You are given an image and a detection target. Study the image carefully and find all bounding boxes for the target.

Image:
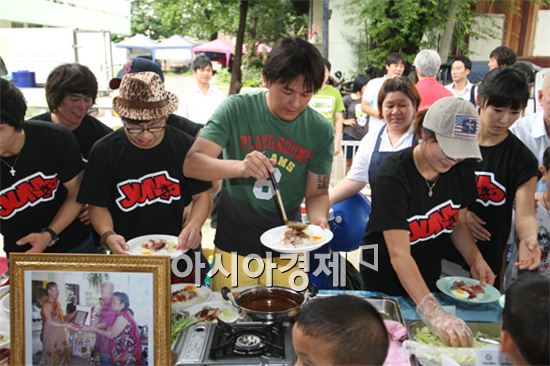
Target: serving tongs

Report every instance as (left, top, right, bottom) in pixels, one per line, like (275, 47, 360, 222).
(264, 155, 307, 231)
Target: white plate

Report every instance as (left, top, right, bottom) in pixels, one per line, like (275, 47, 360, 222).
(170, 283, 212, 313)
(127, 234, 185, 258)
(186, 300, 240, 323)
(0, 286, 8, 313)
(436, 276, 501, 304)
(260, 225, 333, 254)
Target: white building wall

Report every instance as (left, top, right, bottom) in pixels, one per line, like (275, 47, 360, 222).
(534, 10, 550, 56)
(309, 0, 362, 77)
(0, 0, 131, 35)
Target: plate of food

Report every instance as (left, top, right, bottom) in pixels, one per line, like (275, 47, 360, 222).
(171, 283, 212, 313)
(127, 234, 184, 258)
(0, 286, 8, 313)
(436, 276, 501, 304)
(186, 300, 240, 323)
(260, 224, 333, 254)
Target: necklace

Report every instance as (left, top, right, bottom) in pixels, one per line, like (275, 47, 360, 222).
(0, 154, 21, 176)
(425, 175, 440, 197)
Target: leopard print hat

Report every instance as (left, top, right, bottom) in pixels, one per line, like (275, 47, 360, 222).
(112, 71, 178, 120)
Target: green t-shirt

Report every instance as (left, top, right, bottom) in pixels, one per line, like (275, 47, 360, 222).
(308, 85, 345, 125)
(200, 91, 334, 255)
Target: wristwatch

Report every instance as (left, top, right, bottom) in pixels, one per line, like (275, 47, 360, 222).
(41, 227, 59, 247)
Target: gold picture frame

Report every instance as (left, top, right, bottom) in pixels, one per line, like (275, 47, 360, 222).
(9, 253, 171, 365)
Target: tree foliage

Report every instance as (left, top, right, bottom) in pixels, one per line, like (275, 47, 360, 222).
(130, 0, 305, 42)
(338, 0, 496, 72)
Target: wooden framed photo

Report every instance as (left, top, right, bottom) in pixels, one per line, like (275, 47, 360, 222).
(9, 253, 171, 365)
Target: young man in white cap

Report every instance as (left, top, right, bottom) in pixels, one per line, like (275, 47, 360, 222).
(361, 97, 495, 347)
(78, 72, 212, 282)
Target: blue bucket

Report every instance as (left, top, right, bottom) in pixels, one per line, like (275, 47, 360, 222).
(12, 71, 36, 87)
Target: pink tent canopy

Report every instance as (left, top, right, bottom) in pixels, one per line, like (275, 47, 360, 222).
(192, 38, 238, 67)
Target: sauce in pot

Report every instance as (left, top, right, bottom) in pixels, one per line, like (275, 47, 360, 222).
(237, 289, 302, 312)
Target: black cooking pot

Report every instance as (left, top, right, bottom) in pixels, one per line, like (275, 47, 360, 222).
(221, 285, 317, 321)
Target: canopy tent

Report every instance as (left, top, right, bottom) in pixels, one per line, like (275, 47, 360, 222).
(155, 35, 194, 61)
(116, 34, 194, 62)
(192, 38, 237, 68)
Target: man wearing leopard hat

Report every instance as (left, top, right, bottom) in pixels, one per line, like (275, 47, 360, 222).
(78, 71, 212, 282)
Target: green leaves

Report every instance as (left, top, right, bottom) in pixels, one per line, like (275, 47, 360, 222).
(339, 0, 489, 72)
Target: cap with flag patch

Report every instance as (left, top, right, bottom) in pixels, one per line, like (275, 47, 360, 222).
(423, 97, 482, 161)
(109, 58, 164, 90)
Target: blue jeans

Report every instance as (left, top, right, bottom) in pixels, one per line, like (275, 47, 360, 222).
(66, 234, 106, 254)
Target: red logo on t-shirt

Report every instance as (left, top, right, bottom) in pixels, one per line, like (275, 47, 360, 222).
(475, 172, 506, 207)
(116, 171, 181, 212)
(0, 172, 60, 219)
(408, 200, 460, 245)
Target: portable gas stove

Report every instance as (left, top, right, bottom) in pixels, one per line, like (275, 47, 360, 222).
(173, 320, 295, 365)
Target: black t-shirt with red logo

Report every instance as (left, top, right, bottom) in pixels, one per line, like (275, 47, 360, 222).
(0, 121, 87, 254)
(361, 147, 477, 296)
(30, 112, 112, 161)
(467, 133, 537, 278)
(77, 126, 211, 240)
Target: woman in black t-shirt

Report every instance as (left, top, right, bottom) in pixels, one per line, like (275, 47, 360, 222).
(465, 68, 540, 283)
(362, 97, 495, 347)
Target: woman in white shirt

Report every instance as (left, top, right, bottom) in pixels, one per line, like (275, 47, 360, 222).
(331, 77, 420, 204)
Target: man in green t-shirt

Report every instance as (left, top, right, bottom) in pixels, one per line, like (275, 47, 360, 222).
(184, 37, 334, 290)
(308, 58, 345, 156)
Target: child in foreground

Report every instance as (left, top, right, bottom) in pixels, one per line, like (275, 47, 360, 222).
(292, 294, 389, 366)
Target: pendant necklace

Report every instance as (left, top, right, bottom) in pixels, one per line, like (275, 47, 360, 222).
(0, 153, 21, 177)
(425, 175, 440, 197)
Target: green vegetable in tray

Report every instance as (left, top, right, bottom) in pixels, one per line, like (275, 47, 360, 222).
(414, 326, 498, 347)
(171, 313, 196, 342)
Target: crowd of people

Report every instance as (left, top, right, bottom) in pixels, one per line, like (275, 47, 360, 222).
(1, 37, 549, 364)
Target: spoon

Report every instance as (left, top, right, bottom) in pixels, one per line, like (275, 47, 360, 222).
(263, 157, 308, 231)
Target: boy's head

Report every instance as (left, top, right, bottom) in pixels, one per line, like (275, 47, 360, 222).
(261, 37, 325, 121)
(477, 67, 529, 111)
(261, 37, 325, 93)
(501, 273, 550, 366)
(109, 58, 164, 90)
(488, 46, 516, 70)
(192, 54, 214, 86)
(385, 52, 406, 78)
(0, 79, 26, 131)
(353, 75, 370, 94)
(45, 63, 98, 112)
(292, 295, 389, 366)
(450, 55, 472, 83)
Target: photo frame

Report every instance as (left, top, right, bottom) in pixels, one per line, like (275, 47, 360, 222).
(73, 305, 93, 326)
(9, 253, 171, 365)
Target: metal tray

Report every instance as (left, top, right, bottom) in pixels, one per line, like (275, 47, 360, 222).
(316, 294, 406, 327)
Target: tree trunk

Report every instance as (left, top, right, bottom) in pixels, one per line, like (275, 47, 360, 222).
(229, 0, 249, 95)
(438, 0, 461, 63)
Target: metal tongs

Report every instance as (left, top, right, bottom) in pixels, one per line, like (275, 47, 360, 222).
(263, 153, 307, 231)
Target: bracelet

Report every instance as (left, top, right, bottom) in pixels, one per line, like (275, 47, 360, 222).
(100, 230, 116, 246)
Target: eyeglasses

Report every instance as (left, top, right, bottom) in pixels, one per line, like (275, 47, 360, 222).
(123, 120, 166, 135)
